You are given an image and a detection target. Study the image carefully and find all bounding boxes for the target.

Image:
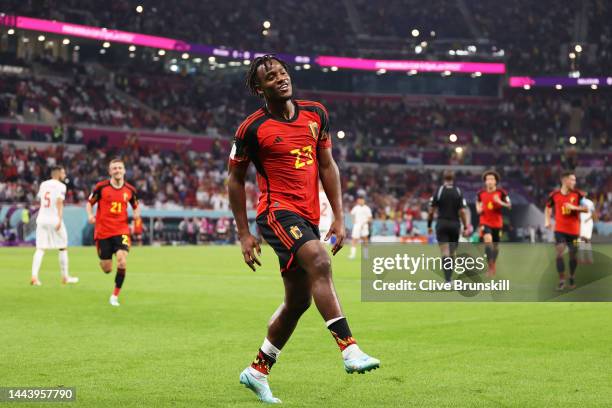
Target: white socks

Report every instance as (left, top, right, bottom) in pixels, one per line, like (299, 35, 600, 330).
(342, 343, 364, 360)
(349, 246, 357, 257)
(325, 316, 345, 327)
(32, 249, 45, 279)
(59, 250, 69, 278)
(32, 249, 70, 280)
(261, 338, 281, 361)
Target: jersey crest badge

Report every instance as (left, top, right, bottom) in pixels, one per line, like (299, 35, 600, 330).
(308, 121, 319, 140)
(290, 225, 303, 240)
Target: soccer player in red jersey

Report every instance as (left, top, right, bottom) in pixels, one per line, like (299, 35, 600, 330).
(86, 158, 140, 307)
(476, 170, 511, 276)
(545, 171, 587, 290)
(228, 55, 379, 403)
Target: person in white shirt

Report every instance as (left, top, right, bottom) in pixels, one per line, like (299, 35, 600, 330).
(349, 196, 373, 259)
(31, 166, 79, 286)
(579, 193, 596, 263)
(319, 183, 333, 244)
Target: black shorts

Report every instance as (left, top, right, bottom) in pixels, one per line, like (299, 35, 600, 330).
(435, 219, 460, 243)
(481, 225, 501, 243)
(256, 210, 320, 273)
(96, 234, 130, 260)
(555, 232, 578, 249)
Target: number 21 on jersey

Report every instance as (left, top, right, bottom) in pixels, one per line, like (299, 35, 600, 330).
(110, 202, 122, 213)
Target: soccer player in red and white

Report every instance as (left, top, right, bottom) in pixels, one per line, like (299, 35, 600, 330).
(86, 158, 140, 306)
(228, 55, 379, 404)
(31, 165, 79, 286)
(476, 170, 511, 276)
(545, 171, 587, 290)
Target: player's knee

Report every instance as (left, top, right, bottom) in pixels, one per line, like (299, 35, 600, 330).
(311, 252, 332, 277)
(117, 259, 127, 269)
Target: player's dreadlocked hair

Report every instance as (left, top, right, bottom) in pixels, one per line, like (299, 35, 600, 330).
(246, 54, 289, 97)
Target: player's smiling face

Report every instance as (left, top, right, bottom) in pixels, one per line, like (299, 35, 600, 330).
(109, 162, 126, 181)
(256, 60, 292, 101)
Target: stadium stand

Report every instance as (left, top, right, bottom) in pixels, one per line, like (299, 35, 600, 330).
(3, 0, 612, 73)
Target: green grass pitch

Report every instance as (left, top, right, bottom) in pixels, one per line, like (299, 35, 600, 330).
(1, 245, 612, 407)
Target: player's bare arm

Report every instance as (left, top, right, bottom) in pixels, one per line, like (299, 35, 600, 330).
(318, 147, 345, 255)
(460, 208, 470, 237)
(55, 197, 64, 231)
(427, 206, 435, 235)
(476, 200, 483, 214)
(132, 202, 141, 220)
(563, 202, 588, 213)
(544, 206, 553, 230)
(86, 201, 96, 224)
(228, 162, 261, 271)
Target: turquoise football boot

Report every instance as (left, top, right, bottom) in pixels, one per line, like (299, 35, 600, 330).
(344, 354, 380, 374)
(239, 367, 282, 404)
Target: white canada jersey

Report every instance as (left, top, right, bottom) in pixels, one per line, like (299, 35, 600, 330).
(351, 204, 372, 226)
(36, 179, 66, 226)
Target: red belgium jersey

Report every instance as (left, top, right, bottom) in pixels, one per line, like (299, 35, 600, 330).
(229, 100, 332, 225)
(88, 180, 139, 240)
(477, 188, 509, 229)
(547, 189, 584, 235)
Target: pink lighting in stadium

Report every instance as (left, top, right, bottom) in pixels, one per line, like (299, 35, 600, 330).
(508, 77, 535, 87)
(316, 56, 506, 74)
(15, 16, 189, 51)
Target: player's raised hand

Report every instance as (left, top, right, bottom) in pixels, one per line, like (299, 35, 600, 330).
(326, 219, 345, 256)
(240, 234, 262, 271)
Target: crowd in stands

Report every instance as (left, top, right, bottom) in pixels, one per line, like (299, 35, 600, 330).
(0, 141, 241, 211)
(353, 0, 468, 40)
(1, 141, 610, 227)
(112, 71, 247, 135)
(4, 0, 352, 56)
(470, 0, 578, 74)
(0, 70, 162, 129)
(5, 0, 612, 74)
(3, 68, 610, 159)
